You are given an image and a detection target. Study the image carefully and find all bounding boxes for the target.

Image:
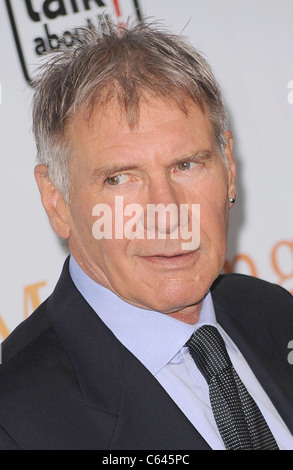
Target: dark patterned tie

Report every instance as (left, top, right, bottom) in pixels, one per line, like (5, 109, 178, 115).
(186, 325, 279, 450)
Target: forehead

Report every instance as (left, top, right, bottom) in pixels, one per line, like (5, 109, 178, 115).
(68, 96, 214, 160)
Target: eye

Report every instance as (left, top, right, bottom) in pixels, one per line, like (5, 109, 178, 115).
(176, 161, 198, 171)
(106, 174, 129, 186)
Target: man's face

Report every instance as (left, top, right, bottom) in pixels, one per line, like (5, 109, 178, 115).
(47, 97, 236, 321)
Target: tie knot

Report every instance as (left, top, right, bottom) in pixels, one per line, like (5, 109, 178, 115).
(186, 325, 232, 383)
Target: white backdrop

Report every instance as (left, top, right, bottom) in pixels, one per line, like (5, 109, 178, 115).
(1, 0, 293, 340)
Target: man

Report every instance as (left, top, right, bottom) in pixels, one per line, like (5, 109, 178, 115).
(1, 21, 293, 450)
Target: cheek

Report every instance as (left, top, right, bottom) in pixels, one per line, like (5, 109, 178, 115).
(68, 191, 102, 255)
(201, 206, 229, 244)
(197, 179, 230, 243)
(90, 238, 137, 290)
(71, 202, 93, 237)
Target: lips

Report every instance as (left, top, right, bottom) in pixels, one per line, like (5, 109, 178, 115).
(142, 250, 196, 258)
(140, 250, 199, 268)
(146, 251, 194, 258)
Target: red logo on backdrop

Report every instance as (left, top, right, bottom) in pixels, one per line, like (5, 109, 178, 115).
(5, 0, 143, 84)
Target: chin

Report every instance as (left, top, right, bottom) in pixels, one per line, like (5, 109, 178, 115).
(149, 288, 206, 314)
(155, 269, 220, 311)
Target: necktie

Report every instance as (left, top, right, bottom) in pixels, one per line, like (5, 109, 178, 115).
(186, 325, 279, 450)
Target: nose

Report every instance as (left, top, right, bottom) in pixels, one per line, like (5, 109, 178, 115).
(143, 177, 184, 236)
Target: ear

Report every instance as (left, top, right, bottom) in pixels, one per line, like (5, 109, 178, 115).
(223, 131, 237, 206)
(34, 164, 71, 239)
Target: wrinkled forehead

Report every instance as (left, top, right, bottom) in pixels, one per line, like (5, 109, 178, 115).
(65, 94, 216, 169)
(69, 90, 211, 136)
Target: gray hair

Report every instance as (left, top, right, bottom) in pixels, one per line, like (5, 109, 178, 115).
(32, 20, 229, 203)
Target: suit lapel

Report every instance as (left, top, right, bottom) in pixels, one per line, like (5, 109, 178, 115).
(47, 262, 124, 415)
(109, 347, 211, 450)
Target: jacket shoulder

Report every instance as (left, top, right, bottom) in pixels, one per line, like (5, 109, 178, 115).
(2, 300, 52, 364)
(211, 273, 293, 337)
(0, 298, 73, 386)
(212, 273, 293, 305)
(0, 300, 83, 449)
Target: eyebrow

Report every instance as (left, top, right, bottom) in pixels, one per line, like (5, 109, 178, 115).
(92, 150, 213, 182)
(171, 150, 213, 166)
(92, 163, 143, 182)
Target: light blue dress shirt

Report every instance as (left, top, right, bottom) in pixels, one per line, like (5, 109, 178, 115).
(69, 256, 293, 450)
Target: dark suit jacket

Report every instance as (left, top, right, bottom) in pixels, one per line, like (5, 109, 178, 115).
(0, 259, 293, 450)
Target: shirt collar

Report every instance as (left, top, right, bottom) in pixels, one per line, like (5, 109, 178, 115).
(69, 255, 219, 375)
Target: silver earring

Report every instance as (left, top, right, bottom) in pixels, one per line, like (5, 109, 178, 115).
(229, 198, 235, 204)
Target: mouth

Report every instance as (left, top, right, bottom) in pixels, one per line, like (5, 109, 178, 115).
(140, 250, 199, 268)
